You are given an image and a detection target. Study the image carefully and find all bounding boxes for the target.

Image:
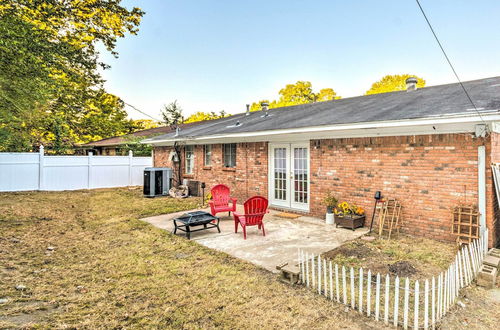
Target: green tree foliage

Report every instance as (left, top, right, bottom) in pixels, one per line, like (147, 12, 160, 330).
(365, 74, 426, 95)
(184, 110, 227, 123)
(250, 81, 340, 111)
(0, 1, 144, 152)
(160, 101, 184, 126)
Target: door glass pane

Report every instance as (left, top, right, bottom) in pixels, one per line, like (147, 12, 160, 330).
(274, 148, 287, 200)
(293, 147, 308, 203)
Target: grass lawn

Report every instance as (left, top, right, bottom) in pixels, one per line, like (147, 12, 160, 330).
(1, 188, 383, 329)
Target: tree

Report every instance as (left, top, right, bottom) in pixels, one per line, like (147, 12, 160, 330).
(365, 74, 426, 95)
(0, 1, 144, 152)
(130, 119, 161, 131)
(184, 110, 228, 123)
(317, 88, 339, 102)
(161, 101, 184, 126)
(250, 81, 340, 111)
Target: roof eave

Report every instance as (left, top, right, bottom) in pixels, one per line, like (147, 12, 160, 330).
(145, 113, 500, 146)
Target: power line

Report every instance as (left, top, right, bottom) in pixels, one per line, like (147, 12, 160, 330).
(414, 0, 487, 130)
(124, 102, 163, 122)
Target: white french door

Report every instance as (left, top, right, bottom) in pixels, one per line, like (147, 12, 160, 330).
(269, 143, 310, 211)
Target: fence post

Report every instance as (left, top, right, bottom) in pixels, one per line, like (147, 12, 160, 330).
(324, 259, 327, 297)
(329, 261, 333, 300)
(394, 276, 400, 327)
(431, 276, 435, 328)
(38, 145, 44, 190)
(384, 274, 390, 325)
(306, 252, 310, 287)
(359, 268, 363, 314)
(342, 266, 347, 305)
(335, 264, 340, 303)
(403, 277, 410, 329)
(350, 267, 355, 309)
(375, 273, 381, 321)
(424, 279, 429, 330)
(128, 150, 133, 186)
(312, 254, 315, 288)
(88, 151, 93, 189)
(367, 270, 372, 316)
(414, 280, 420, 330)
(318, 255, 322, 294)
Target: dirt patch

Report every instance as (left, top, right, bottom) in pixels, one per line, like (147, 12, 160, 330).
(322, 234, 456, 280)
(323, 241, 372, 259)
(388, 261, 417, 277)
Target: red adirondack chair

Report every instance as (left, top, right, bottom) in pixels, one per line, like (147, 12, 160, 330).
(209, 184, 237, 217)
(233, 196, 269, 239)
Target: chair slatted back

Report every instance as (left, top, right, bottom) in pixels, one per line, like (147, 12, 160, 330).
(243, 196, 268, 226)
(211, 184, 231, 206)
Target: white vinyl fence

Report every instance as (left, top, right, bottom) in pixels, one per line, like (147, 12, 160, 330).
(298, 230, 489, 329)
(0, 146, 152, 192)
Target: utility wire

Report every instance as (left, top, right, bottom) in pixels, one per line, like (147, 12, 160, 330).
(124, 102, 163, 122)
(415, 0, 487, 130)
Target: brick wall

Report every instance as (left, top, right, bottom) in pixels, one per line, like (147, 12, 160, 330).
(489, 132, 500, 247)
(154, 142, 268, 203)
(309, 134, 495, 244)
(154, 133, 498, 246)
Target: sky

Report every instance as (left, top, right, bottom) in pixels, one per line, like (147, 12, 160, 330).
(99, 0, 500, 120)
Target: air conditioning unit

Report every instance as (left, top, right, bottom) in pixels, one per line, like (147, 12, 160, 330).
(143, 167, 172, 198)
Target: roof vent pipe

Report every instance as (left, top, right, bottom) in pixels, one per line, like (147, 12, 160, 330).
(261, 102, 269, 117)
(174, 126, 180, 137)
(406, 77, 418, 91)
(246, 104, 250, 116)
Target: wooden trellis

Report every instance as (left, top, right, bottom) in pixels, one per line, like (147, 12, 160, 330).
(377, 198, 403, 239)
(451, 205, 480, 244)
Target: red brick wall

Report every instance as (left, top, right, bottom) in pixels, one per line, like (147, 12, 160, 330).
(154, 133, 498, 246)
(489, 132, 500, 247)
(154, 142, 268, 203)
(310, 134, 495, 245)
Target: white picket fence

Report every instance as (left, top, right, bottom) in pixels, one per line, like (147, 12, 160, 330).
(298, 230, 489, 329)
(0, 146, 152, 192)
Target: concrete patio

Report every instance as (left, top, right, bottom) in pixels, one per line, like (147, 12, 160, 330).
(141, 205, 369, 273)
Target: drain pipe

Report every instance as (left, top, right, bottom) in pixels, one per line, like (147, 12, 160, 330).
(478, 145, 486, 235)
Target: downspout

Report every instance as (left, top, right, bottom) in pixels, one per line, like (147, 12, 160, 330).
(478, 145, 486, 234)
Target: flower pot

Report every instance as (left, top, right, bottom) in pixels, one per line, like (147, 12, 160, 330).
(325, 213, 335, 225)
(326, 206, 333, 214)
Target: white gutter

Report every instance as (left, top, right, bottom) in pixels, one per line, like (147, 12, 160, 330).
(143, 112, 500, 145)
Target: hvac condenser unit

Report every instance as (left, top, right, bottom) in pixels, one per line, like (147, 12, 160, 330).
(143, 167, 172, 197)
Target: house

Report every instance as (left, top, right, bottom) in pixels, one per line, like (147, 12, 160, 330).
(80, 123, 199, 155)
(143, 77, 500, 247)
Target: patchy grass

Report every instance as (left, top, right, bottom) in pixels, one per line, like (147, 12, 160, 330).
(0, 188, 383, 329)
(322, 234, 457, 279)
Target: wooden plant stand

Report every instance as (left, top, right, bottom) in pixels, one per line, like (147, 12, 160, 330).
(335, 215, 365, 231)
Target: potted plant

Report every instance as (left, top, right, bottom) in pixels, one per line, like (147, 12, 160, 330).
(334, 201, 366, 230)
(323, 192, 338, 224)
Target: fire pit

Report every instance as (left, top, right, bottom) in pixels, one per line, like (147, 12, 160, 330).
(173, 211, 220, 239)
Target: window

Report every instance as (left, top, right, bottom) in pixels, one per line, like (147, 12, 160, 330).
(223, 143, 237, 168)
(185, 145, 194, 174)
(204, 145, 212, 166)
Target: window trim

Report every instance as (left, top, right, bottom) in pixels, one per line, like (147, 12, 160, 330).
(185, 145, 194, 174)
(223, 143, 237, 168)
(203, 144, 212, 167)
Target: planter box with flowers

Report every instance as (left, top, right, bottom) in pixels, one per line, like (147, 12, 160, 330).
(334, 201, 365, 231)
